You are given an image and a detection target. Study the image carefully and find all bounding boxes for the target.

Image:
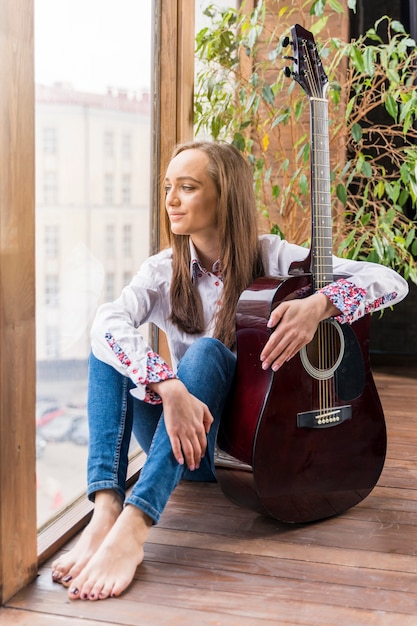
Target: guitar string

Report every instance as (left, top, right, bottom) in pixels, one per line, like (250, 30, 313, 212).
(302, 40, 336, 416)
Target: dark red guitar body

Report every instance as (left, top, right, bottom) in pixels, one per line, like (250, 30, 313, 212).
(217, 273, 386, 523)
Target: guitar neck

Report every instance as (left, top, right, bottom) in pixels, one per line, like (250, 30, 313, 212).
(310, 97, 332, 291)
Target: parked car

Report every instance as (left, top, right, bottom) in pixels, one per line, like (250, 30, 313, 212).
(37, 414, 74, 442)
(70, 415, 89, 446)
(36, 400, 64, 427)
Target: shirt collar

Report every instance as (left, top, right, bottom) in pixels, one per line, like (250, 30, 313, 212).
(189, 238, 222, 282)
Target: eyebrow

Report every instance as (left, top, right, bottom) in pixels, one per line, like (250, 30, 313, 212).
(164, 175, 202, 184)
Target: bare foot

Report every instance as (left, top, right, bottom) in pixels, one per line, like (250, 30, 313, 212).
(51, 490, 123, 586)
(67, 504, 153, 601)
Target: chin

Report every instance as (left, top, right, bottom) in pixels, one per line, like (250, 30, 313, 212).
(170, 227, 190, 236)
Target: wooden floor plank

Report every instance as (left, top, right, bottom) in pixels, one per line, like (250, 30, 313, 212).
(4, 365, 417, 625)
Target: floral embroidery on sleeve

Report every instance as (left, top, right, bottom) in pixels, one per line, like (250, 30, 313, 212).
(136, 351, 177, 404)
(319, 279, 366, 324)
(105, 332, 131, 366)
(364, 292, 397, 315)
(105, 333, 176, 404)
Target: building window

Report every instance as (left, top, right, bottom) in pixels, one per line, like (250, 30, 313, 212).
(45, 274, 59, 307)
(104, 131, 114, 158)
(45, 325, 60, 359)
(44, 224, 59, 258)
(104, 173, 114, 204)
(122, 223, 133, 256)
(104, 272, 115, 302)
(122, 133, 132, 159)
(43, 171, 58, 205)
(105, 223, 116, 258)
(121, 174, 131, 205)
(123, 271, 132, 286)
(43, 127, 57, 154)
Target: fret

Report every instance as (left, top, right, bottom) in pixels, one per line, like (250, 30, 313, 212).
(309, 94, 332, 288)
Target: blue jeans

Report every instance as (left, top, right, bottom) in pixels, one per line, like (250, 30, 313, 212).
(87, 337, 236, 523)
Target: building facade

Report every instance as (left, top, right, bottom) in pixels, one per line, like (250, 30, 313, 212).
(35, 84, 151, 362)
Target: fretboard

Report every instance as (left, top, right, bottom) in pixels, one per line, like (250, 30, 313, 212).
(310, 97, 332, 291)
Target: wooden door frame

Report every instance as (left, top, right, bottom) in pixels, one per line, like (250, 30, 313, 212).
(0, 0, 194, 604)
(0, 0, 38, 604)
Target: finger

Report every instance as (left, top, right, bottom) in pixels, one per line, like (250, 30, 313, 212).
(180, 436, 200, 471)
(261, 333, 288, 368)
(267, 302, 287, 329)
(262, 334, 296, 370)
(197, 427, 208, 459)
(202, 407, 214, 434)
(169, 435, 185, 466)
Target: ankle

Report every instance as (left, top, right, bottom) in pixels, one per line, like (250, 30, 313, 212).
(92, 490, 123, 519)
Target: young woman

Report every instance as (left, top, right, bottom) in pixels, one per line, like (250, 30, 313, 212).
(51, 140, 408, 601)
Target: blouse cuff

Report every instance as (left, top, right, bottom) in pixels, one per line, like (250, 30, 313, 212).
(135, 351, 177, 404)
(105, 332, 177, 404)
(318, 279, 366, 325)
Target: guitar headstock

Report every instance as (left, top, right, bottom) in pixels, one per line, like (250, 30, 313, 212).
(283, 24, 328, 100)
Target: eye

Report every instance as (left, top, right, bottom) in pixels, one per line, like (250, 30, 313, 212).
(164, 185, 172, 194)
(182, 185, 195, 192)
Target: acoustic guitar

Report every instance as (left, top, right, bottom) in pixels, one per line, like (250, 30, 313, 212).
(216, 24, 386, 524)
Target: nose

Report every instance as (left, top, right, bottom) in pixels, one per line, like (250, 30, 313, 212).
(166, 186, 179, 207)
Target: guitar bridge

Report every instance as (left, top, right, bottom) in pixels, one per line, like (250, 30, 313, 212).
(297, 405, 352, 429)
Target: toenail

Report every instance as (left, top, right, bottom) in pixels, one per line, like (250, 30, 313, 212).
(63, 575, 72, 583)
(81, 593, 88, 599)
(70, 587, 79, 595)
(90, 594, 95, 599)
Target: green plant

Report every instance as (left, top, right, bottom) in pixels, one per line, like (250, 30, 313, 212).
(195, 0, 417, 283)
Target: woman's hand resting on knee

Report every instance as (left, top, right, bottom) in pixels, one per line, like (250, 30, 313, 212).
(149, 379, 214, 471)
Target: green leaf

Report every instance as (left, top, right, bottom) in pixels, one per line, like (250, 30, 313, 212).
(299, 173, 309, 195)
(337, 229, 356, 255)
(232, 132, 245, 151)
(361, 213, 371, 226)
(261, 84, 275, 106)
(361, 161, 373, 177)
(310, 17, 328, 36)
(375, 180, 385, 199)
(352, 233, 369, 259)
(328, 0, 344, 13)
(310, 0, 325, 16)
(270, 223, 285, 238)
(272, 184, 280, 199)
(336, 183, 347, 205)
(391, 20, 405, 33)
(406, 228, 416, 248)
(372, 235, 385, 261)
(362, 47, 375, 75)
(385, 94, 398, 122)
(350, 46, 365, 73)
(351, 123, 362, 143)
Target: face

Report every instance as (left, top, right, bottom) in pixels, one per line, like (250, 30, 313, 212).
(164, 149, 219, 243)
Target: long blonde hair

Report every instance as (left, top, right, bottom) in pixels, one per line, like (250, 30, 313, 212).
(164, 141, 264, 349)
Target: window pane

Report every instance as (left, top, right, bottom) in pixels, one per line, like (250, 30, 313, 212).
(35, 0, 152, 528)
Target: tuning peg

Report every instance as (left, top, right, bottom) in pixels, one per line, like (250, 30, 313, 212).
(283, 55, 296, 62)
(283, 66, 292, 78)
(282, 36, 291, 48)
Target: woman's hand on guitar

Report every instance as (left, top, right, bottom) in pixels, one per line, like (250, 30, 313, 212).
(260, 293, 340, 372)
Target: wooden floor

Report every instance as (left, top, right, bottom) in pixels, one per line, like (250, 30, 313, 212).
(2, 364, 417, 625)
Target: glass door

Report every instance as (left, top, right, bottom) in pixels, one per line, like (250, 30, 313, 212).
(34, 0, 153, 527)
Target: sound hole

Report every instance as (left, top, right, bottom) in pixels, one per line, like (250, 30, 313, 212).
(300, 319, 344, 380)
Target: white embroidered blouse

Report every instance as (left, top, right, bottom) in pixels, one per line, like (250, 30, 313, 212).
(91, 234, 409, 403)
